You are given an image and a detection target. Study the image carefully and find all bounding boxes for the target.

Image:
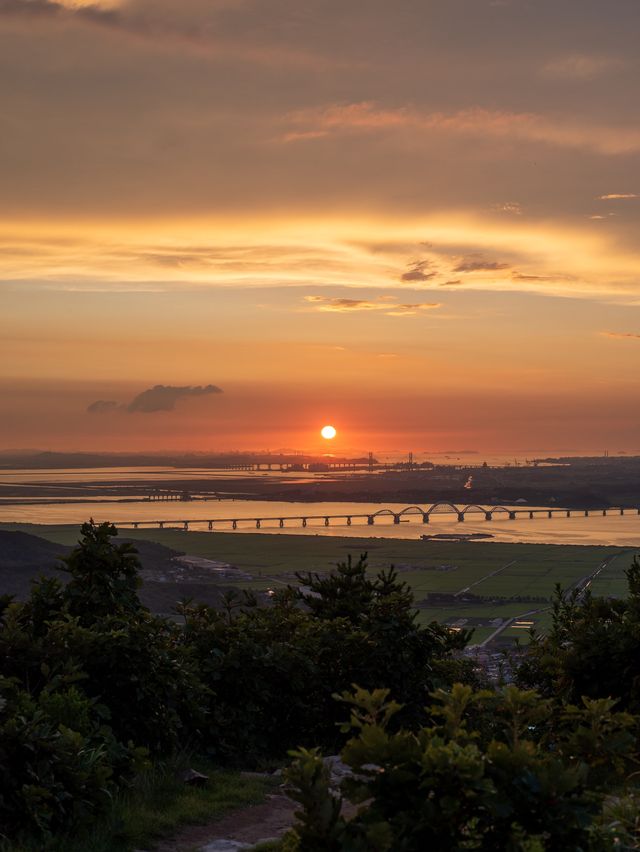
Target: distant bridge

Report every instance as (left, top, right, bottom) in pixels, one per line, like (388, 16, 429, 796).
(115, 502, 640, 532)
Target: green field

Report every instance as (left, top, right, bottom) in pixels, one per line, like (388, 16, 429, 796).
(4, 524, 638, 647)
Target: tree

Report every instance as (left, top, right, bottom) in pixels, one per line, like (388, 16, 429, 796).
(60, 520, 143, 623)
(518, 556, 640, 712)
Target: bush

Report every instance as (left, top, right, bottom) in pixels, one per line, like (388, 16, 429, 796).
(0, 678, 116, 841)
(283, 684, 640, 851)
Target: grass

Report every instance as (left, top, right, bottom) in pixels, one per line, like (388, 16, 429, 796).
(2, 757, 276, 852)
(4, 523, 638, 647)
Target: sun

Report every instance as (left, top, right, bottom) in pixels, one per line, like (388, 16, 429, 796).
(320, 424, 337, 440)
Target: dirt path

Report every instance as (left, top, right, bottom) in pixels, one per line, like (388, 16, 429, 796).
(152, 791, 296, 851)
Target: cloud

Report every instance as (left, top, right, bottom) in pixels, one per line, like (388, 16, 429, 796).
(512, 273, 562, 282)
(86, 384, 223, 414)
(492, 202, 522, 215)
(601, 331, 640, 341)
(304, 295, 440, 316)
(127, 383, 223, 412)
(0, 0, 342, 71)
(283, 101, 640, 156)
(0, 0, 120, 25)
(454, 257, 510, 273)
(400, 260, 436, 282)
(87, 399, 120, 413)
(597, 193, 638, 200)
(542, 54, 623, 80)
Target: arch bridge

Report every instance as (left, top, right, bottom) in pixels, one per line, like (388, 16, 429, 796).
(115, 503, 639, 532)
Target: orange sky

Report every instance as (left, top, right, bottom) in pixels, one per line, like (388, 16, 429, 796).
(1, 0, 639, 454)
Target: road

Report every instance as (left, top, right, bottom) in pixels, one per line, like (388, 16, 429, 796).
(477, 552, 623, 648)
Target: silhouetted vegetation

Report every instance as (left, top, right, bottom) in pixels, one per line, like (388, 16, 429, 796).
(518, 557, 640, 713)
(284, 685, 640, 850)
(1, 522, 639, 849)
(0, 522, 469, 847)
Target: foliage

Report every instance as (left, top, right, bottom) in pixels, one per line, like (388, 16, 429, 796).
(283, 684, 640, 851)
(0, 758, 274, 852)
(178, 554, 470, 759)
(4, 522, 637, 848)
(518, 556, 640, 711)
(0, 527, 470, 842)
(59, 521, 143, 624)
(0, 677, 117, 841)
(0, 522, 199, 842)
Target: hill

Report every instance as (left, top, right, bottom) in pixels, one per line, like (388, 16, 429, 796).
(0, 530, 234, 614)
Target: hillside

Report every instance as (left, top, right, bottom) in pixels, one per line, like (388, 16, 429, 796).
(0, 530, 233, 613)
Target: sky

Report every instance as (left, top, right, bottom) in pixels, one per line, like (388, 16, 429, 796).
(1, 0, 639, 455)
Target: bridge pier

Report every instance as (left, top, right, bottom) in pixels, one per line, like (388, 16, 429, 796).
(620, 508, 625, 515)
(159, 521, 164, 529)
(566, 510, 571, 517)
(584, 509, 589, 517)
(133, 522, 139, 529)
(603, 509, 607, 516)
(422, 514, 429, 523)
(279, 519, 284, 528)
(486, 512, 492, 521)
(232, 520, 237, 529)
(457, 512, 464, 522)
(548, 510, 553, 518)
(256, 519, 261, 529)
(367, 515, 374, 525)
(208, 521, 213, 530)
(529, 511, 534, 519)
(509, 512, 516, 520)
(302, 518, 307, 527)
(324, 517, 329, 526)
(393, 514, 400, 524)
(347, 517, 352, 526)
(183, 521, 189, 531)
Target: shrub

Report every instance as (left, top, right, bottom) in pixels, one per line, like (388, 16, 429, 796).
(283, 685, 640, 851)
(0, 678, 115, 841)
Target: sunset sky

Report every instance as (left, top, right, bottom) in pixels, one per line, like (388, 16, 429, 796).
(2, 0, 639, 454)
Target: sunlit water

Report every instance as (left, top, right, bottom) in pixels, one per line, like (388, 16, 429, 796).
(0, 466, 344, 486)
(1, 497, 639, 546)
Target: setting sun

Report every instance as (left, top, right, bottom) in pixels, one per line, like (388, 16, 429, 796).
(320, 425, 337, 440)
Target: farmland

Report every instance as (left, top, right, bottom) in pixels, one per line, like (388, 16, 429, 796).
(5, 523, 636, 646)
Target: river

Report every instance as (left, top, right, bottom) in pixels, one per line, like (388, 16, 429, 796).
(1, 496, 639, 547)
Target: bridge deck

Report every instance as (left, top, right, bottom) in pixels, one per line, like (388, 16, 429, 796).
(113, 505, 639, 529)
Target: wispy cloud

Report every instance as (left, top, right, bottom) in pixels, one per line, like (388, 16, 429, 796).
(597, 193, 638, 200)
(87, 399, 119, 414)
(0, 0, 341, 70)
(492, 202, 522, 215)
(601, 331, 640, 341)
(400, 260, 436, 282)
(304, 295, 440, 316)
(454, 256, 510, 273)
(542, 54, 624, 80)
(283, 101, 640, 156)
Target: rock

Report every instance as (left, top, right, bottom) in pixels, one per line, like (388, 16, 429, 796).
(198, 841, 251, 851)
(178, 768, 209, 786)
(323, 754, 352, 784)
